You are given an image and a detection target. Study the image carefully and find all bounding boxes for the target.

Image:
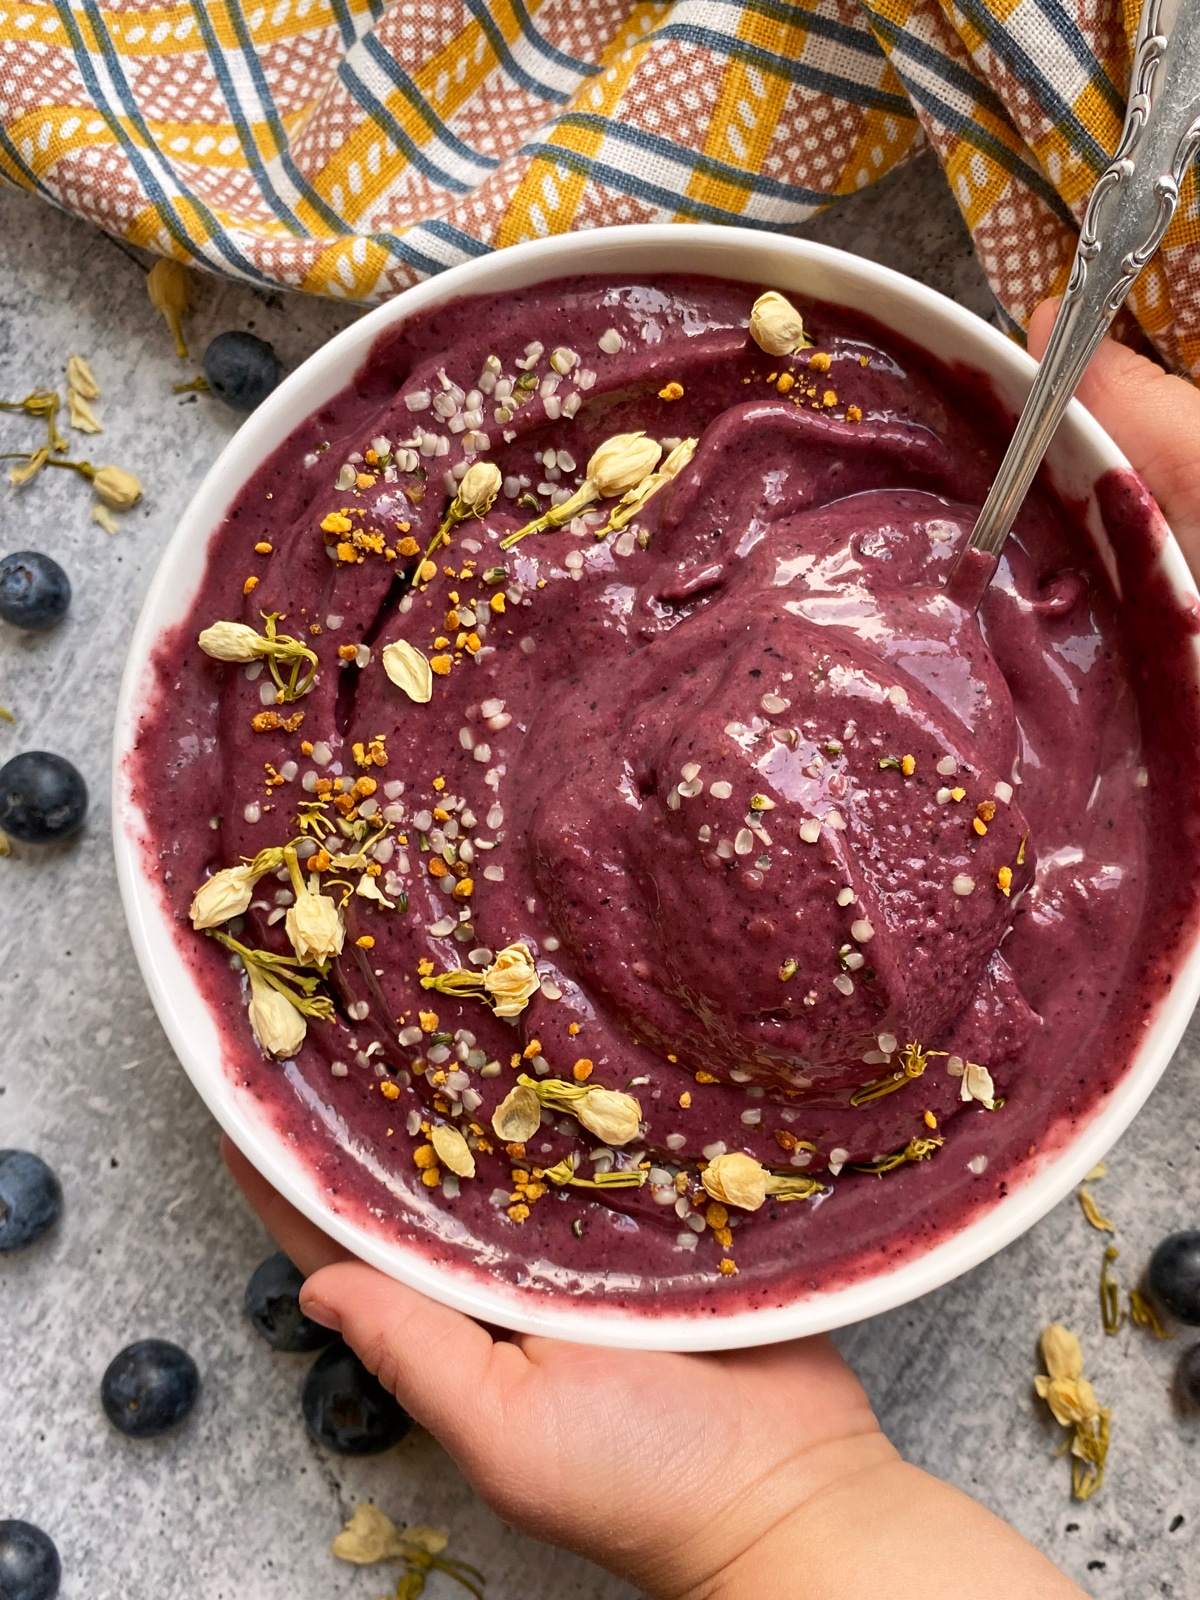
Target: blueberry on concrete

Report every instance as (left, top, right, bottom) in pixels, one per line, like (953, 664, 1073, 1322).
(245, 1251, 336, 1352)
(1148, 1231, 1200, 1325)
(301, 1341, 412, 1455)
(0, 1151, 62, 1252)
(0, 753, 87, 844)
(202, 332, 282, 413)
(0, 553, 70, 631)
(101, 1339, 199, 1437)
(0, 1520, 60, 1600)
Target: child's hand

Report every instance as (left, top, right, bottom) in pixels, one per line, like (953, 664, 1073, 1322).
(224, 1138, 1082, 1599)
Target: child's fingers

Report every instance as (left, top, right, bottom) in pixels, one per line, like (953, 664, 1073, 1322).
(1028, 298, 1200, 576)
(299, 1258, 530, 1471)
(221, 1134, 351, 1275)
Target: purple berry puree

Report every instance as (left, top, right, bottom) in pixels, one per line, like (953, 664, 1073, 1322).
(129, 275, 1200, 1315)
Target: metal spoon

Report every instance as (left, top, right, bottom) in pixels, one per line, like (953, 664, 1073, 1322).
(946, 0, 1200, 611)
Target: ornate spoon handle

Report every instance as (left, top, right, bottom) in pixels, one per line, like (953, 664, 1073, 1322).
(948, 0, 1200, 609)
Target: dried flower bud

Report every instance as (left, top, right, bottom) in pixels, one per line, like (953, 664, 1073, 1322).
(702, 1151, 768, 1211)
(1040, 1323, 1084, 1383)
(92, 464, 143, 510)
(284, 849, 345, 962)
(430, 1123, 476, 1178)
(749, 290, 812, 357)
(586, 432, 663, 498)
(600, 435, 698, 535)
(247, 966, 307, 1058)
(455, 461, 502, 519)
(66, 354, 101, 401)
(515, 1075, 642, 1146)
(381, 639, 433, 704)
(9, 448, 49, 487)
(960, 1058, 996, 1109)
(147, 258, 191, 359)
(575, 1085, 641, 1145)
(198, 620, 267, 662)
(482, 942, 539, 1017)
(190, 863, 259, 928)
(492, 1082, 542, 1143)
(189, 846, 285, 928)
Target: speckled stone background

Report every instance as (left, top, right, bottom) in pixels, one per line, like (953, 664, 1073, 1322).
(2, 158, 1198, 1600)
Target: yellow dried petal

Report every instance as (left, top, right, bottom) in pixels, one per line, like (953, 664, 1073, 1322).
(492, 1083, 542, 1143)
(67, 390, 102, 433)
(382, 639, 433, 703)
(66, 354, 100, 401)
(331, 1504, 408, 1565)
(91, 502, 119, 535)
(430, 1123, 476, 1178)
(1078, 1185, 1114, 1233)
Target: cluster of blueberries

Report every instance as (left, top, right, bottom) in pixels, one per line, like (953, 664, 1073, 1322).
(1, 1149, 412, 1600)
(0, 330, 284, 849)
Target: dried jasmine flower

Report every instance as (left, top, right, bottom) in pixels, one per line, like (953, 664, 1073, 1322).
(189, 844, 287, 928)
(7, 447, 50, 487)
(702, 1151, 768, 1211)
(500, 432, 663, 547)
(247, 967, 308, 1058)
(209, 929, 334, 1058)
(701, 1151, 823, 1211)
(749, 290, 814, 357)
(594, 436, 698, 538)
(960, 1058, 996, 1109)
(850, 1041, 944, 1106)
(422, 943, 539, 1018)
(1034, 1323, 1111, 1501)
(283, 844, 345, 962)
(147, 258, 192, 359)
(382, 639, 433, 704)
(332, 1505, 485, 1599)
(453, 461, 502, 521)
(197, 614, 318, 702)
(91, 464, 142, 509)
(431, 1123, 476, 1179)
(513, 1074, 642, 1146)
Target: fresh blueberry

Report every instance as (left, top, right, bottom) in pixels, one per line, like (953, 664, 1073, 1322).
(1179, 1344, 1200, 1407)
(0, 1520, 60, 1600)
(0, 753, 87, 844)
(0, 1151, 62, 1253)
(202, 331, 283, 413)
(245, 1251, 336, 1352)
(101, 1339, 199, 1437)
(0, 553, 70, 632)
(301, 1340, 412, 1455)
(1148, 1231, 1200, 1325)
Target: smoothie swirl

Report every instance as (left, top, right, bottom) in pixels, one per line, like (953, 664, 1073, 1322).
(132, 275, 1200, 1307)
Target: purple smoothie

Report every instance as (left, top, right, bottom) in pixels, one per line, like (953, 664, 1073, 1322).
(130, 274, 1200, 1312)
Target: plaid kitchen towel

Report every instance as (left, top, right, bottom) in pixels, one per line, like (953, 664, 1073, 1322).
(1, 0, 1197, 375)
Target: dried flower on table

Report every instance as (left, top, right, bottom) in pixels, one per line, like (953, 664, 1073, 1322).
(332, 1504, 486, 1598)
(147, 258, 192, 358)
(1034, 1323, 1111, 1501)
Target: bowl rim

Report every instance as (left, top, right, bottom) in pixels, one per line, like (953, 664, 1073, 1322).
(113, 222, 1200, 1350)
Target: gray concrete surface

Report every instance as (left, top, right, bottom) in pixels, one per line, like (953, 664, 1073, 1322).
(2, 157, 1197, 1600)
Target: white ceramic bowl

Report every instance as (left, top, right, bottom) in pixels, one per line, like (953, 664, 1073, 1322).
(113, 224, 1200, 1350)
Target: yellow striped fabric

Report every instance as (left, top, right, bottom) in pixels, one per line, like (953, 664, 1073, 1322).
(0, 0, 1195, 374)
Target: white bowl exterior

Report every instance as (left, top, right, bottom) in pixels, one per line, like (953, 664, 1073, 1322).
(113, 225, 1200, 1350)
